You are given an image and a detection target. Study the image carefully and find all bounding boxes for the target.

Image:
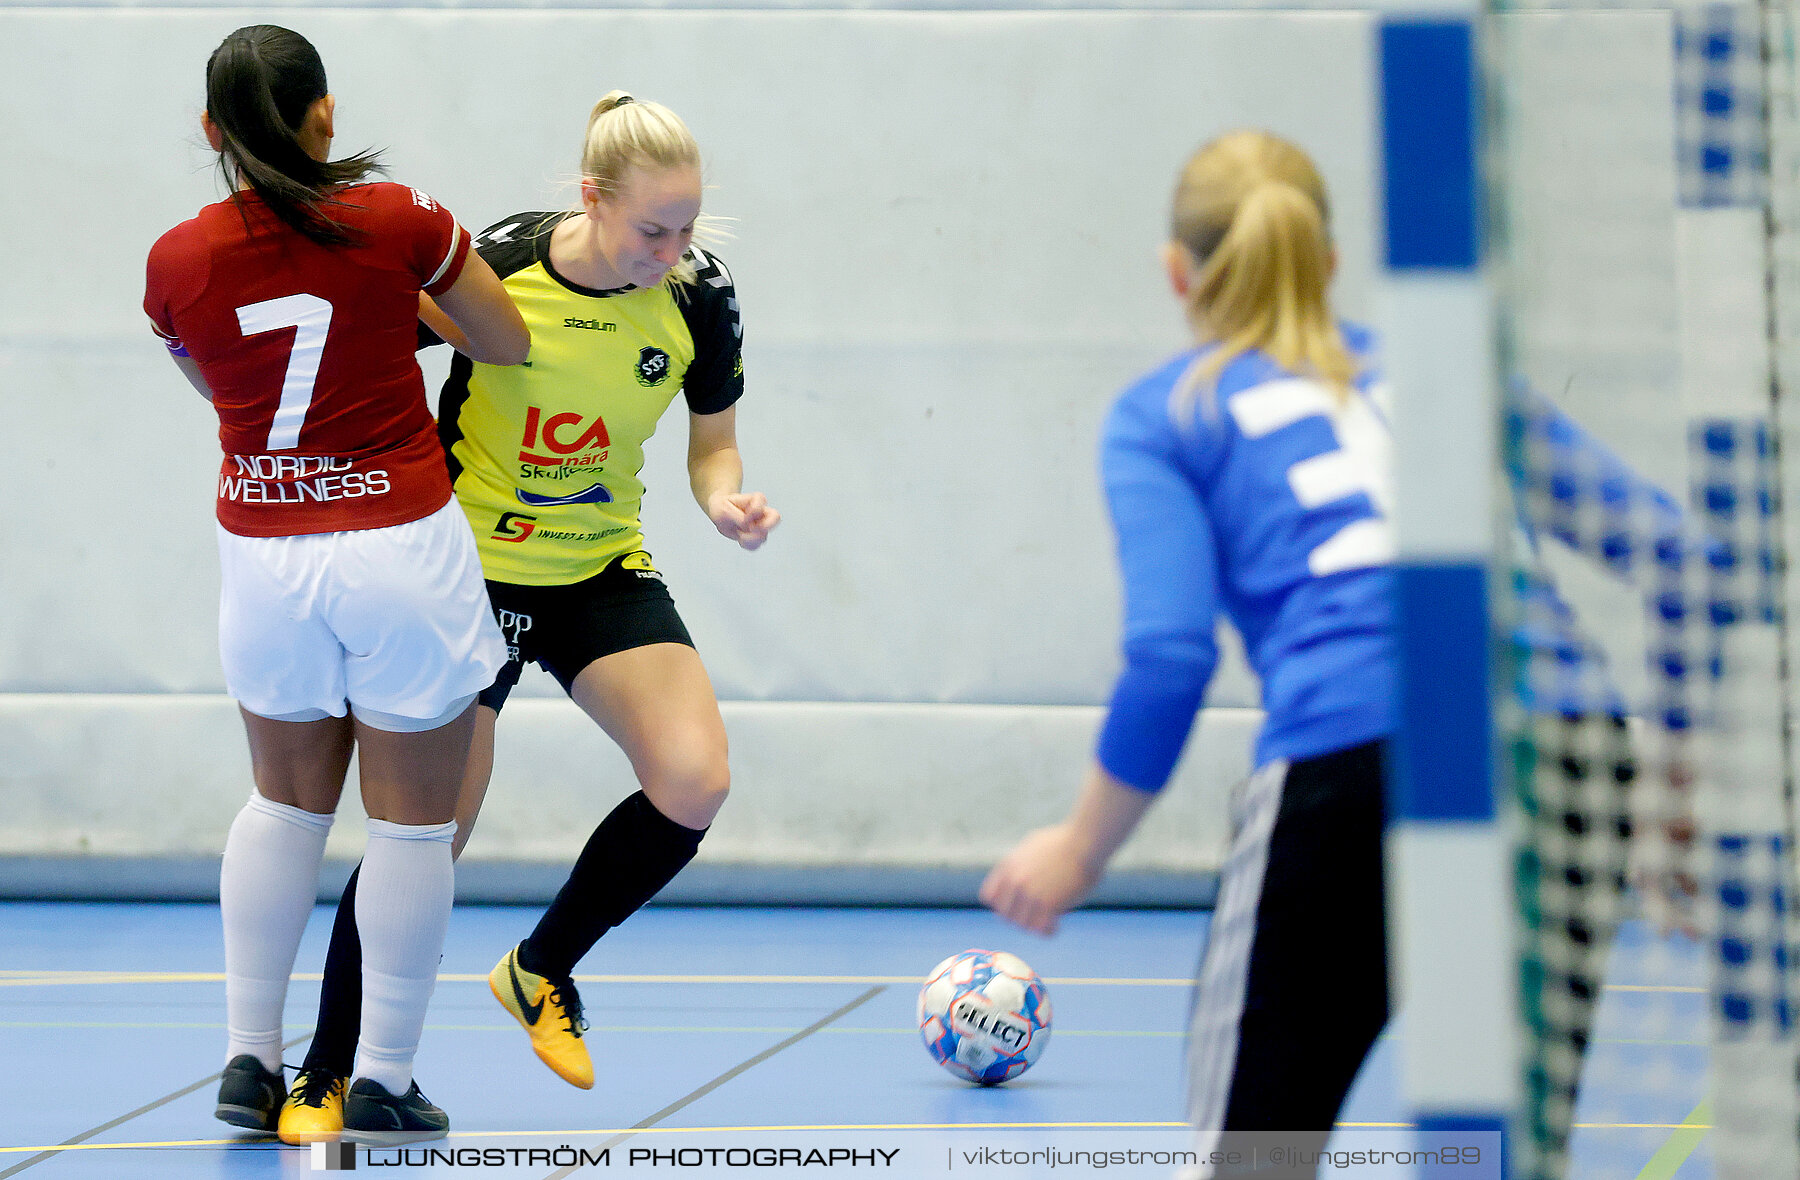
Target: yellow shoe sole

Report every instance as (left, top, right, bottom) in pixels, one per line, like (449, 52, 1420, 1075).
(277, 1116, 342, 1145)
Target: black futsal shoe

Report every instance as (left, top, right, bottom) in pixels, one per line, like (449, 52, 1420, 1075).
(214, 1054, 284, 1132)
(341, 1078, 450, 1145)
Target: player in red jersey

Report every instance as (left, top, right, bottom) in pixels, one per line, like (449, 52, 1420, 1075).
(143, 24, 528, 1145)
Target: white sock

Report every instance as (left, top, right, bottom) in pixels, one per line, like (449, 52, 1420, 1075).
(352, 817, 456, 1095)
(220, 792, 333, 1072)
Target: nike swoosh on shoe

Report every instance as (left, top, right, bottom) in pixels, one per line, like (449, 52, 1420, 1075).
(511, 962, 544, 1025)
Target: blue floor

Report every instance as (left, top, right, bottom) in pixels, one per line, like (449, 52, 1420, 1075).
(0, 904, 1708, 1178)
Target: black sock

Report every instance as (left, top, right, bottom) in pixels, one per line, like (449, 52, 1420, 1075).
(519, 791, 705, 980)
(302, 862, 362, 1078)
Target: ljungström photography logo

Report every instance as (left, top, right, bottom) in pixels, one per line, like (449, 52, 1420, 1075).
(311, 1141, 356, 1170)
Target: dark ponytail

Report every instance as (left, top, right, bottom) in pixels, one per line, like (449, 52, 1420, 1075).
(204, 25, 383, 247)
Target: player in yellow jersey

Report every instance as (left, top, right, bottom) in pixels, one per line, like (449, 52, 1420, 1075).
(278, 91, 777, 1139)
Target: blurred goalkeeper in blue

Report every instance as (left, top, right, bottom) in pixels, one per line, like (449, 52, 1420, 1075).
(980, 128, 1691, 1180)
(981, 130, 1396, 1170)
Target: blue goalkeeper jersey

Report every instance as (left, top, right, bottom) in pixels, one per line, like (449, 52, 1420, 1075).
(1096, 326, 1395, 791)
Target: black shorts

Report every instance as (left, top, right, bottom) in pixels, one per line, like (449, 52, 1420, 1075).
(1189, 738, 1389, 1150)
(479, 552, 694, 713)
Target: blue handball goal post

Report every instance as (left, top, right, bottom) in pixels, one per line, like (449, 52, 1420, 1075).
(1383, 4, 1800, 1178)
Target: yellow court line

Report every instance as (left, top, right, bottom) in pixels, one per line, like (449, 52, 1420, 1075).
(453, 1122, 1191, 1138)
(436, 1025, 1181, 1037)
(0, 1019, 1181, 1040)
(0, 970, 1705, 990)
(0, 1140, 236, 1153)
(1334, 1123, 1413, 1129)
(0, 973, 236, 987)
(0, 1018, 1704, 1046)
(1607, 985, 1707, 994)
(2, 1018, 1703, 1047)
(1331, 1123, 1703, 1133)
(473, 975, 1196, 986)
(0, 1122, 1188, 1154)
(0, 972, 1191, 987)
(4, 1117, 1717, 1157)
(0, 1021, 226, 1030)
(1633, 1099, 1713, 1180)
(1583, 1123, 1712, 1131)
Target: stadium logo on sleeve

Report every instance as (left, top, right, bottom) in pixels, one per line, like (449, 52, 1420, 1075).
(635, 346, 671, 387)
(516, 484, 615, 507)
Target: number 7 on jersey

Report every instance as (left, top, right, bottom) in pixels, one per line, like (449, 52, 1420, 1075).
(237, 294, 333, 452)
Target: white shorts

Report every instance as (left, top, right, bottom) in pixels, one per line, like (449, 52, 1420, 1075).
(217, 499, 507, 730)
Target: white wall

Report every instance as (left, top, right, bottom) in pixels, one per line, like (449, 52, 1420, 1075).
(0, 5, 1387, 890)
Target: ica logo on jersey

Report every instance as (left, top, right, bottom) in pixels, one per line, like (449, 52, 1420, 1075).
(518, 406, 611, 470)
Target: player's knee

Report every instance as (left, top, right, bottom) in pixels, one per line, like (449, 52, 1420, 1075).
(679, 754, 731, 819)
(643, 743, 730, 827)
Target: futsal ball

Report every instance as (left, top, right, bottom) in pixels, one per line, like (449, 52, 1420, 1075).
(917, 949, 1052, 1084)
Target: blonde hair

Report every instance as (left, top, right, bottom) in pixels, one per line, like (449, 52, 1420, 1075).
(580, 91, 708, 288)
(1172, 131, 1355, 400)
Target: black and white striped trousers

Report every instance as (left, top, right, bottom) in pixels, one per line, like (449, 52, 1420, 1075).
(1187, 739, 1390, 1179)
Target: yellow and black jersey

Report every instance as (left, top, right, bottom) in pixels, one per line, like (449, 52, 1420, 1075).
(434, 211, 744, 585)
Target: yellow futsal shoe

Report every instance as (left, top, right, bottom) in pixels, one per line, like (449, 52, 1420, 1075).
(278, 1068, 347, 1144)
(489, 943, 594, 1089)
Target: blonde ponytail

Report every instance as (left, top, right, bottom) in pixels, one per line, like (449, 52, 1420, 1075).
(1171, 131, 1356, 400)
(580, 90, 699, 194)
(578, 90, 709, 287)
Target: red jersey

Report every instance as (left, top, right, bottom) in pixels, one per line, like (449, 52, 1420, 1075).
(144, 182, 472, 537)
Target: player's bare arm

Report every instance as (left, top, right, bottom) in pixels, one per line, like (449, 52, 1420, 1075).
(688, 405, 779, 550)
(982, 764, 1156, 936)
(429, 253, 529, 365)
(170, 351, 216, 402)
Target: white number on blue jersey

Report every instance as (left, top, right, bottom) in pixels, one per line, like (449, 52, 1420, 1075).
(1226, 378, 1395, 575)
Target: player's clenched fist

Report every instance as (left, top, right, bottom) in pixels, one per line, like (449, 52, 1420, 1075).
(708, 490, 781, 550)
